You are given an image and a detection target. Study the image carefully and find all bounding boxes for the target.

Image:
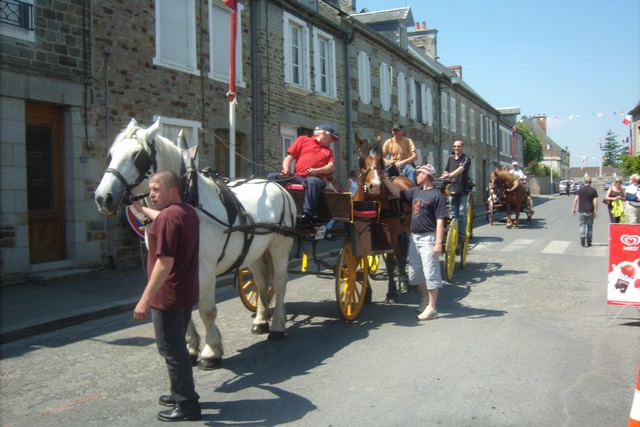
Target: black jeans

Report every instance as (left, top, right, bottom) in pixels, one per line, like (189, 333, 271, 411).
(151, 307, 199, 406)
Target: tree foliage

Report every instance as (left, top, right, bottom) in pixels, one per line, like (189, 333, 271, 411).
(620, 154, 640, 177)
(601, 129, 627, 167)
(517, 123, 543, 168)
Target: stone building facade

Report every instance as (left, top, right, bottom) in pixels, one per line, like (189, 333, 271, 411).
(1, 0, 520, 282)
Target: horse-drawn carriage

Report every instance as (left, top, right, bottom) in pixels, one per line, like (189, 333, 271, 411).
(95, 119, 401, 368)
(486, 170, 532, 228)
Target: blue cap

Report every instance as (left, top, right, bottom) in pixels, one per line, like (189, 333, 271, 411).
(315, 124, 339, 141)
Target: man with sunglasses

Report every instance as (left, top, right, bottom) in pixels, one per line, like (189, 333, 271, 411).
(440, 140, 471, 251)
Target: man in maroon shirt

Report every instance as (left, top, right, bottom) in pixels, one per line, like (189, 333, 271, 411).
(132, 170, 201, 422)
(268, 124, 337, 226)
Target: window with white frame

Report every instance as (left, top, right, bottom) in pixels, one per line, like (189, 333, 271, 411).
(153, 116, 202, 165)
(0, 0, 35, 41)
(357, 51, 371, 104)
(280, 124, 298, 172)
(313, 28, 336, 98)
(283, 12, 310, 90)
(397, 71, 407, 117)
(450, 95, 457, 133)
(153, 0, 199, 75)
(441, 94, 449, 130)
(460, 103, 467, 137)
(470, 108, 475, 140)
(209, 1, 245, 86)
(379, 62, 392, 112)
(410, 78, 418, 121)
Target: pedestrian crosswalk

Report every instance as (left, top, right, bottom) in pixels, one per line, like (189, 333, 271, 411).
(472, 238, 607, 257)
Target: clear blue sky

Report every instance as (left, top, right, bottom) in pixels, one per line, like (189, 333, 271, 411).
(356, 0, 640, 167)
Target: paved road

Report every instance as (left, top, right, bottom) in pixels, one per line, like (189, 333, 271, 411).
(1, 195, 638, 426)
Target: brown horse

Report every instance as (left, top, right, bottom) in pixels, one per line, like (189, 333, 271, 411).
(354, 134, 414, 303)
(491, 170, 527, 228)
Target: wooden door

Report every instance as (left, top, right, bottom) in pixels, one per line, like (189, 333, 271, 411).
(26, 102, 66, 263)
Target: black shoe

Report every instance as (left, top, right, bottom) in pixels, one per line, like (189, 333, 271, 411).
(159, 395, 176, 407)
(299, 214, 312, 227)
(587, 242, 592, 247)
(157, 405, 202, 422)
(580, 238, 585, 247)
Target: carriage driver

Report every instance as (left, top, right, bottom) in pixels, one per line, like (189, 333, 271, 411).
(508, 161, 534, 215)
(380, 164, 446, 321)
(382, 124, 418, 182)
(268, 124, 337, 227)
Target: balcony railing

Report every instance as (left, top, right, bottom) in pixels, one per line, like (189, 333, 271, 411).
(0, 0, 34, 30)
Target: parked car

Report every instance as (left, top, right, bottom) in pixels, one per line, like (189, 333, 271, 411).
(604, 179, 614, 191)
(572, 181, 583, 194)
(559, 180, 572, 195)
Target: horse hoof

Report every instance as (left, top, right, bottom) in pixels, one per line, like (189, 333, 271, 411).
(251, 324, 270, 335)
(198, 357, 222, 371)
(268, 331, 286, 341)
(384, 297, 397, 305)
(189, 354, 198, 367)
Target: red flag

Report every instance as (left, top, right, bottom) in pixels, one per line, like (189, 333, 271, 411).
(225, 0, 237, 10)
(622, 114, 631, 125)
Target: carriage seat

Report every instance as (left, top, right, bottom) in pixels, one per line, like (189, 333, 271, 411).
(282, 183, 336, 192)
(283, 183, 377, 221)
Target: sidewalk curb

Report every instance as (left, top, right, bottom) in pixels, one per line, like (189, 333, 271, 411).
(0, 247, 339, 344)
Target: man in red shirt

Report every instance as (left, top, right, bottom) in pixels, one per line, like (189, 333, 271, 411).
(268, 124, 337, 226)
(132, 170, 201, 422)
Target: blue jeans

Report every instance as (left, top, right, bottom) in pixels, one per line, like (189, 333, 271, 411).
(151, 307, 199, 406)
(267, 173, 326, 217)
(450, 193, 469, 244)
(578, 212, 594, 244)
(384, 164, 416, 182)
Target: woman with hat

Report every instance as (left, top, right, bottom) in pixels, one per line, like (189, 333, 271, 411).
(381, 164, 446, 321)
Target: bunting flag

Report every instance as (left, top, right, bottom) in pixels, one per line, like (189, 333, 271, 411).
(623, 114, 632, 125)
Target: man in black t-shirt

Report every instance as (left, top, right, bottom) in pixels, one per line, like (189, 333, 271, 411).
(571, 176, 598, 247)
(440, 140, 471, 248)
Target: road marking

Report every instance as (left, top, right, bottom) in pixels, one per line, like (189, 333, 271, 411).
(500, 239, 536, 252)
(542, 240, 571, 254)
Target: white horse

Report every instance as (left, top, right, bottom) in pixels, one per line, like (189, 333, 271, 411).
(95, 118, 295, 369)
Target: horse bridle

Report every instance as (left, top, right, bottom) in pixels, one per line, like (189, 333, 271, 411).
(105, 138, 158, 206)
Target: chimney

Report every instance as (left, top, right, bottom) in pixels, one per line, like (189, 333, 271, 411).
(408, 20, 438, 60)
(448, 65, 462, 80)
(532, 114, 547, 133)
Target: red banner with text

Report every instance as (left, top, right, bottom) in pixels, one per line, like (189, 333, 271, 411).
(607, 224, 640, 306)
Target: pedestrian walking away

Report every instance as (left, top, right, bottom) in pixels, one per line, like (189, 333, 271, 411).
(131, 170, 202, 422)
(571, 175, 598, 247)
(267, 124, 337, 227)
(381, 164, 446, 321)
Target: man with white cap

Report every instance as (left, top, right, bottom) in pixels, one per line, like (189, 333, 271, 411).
(381, 164, 446, 321)
(508, 161, 534, 215)
(268, 124, 337, 227)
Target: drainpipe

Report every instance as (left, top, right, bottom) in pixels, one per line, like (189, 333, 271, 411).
(250, 0, 258, 176)
(344, 27, 355, 173)
(436, 76, 444, 169)
(103, 46, 115, 269)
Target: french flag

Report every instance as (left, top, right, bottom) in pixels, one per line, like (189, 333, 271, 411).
(623, 114, 631, 125)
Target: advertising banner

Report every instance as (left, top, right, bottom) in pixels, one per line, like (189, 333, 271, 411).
(607, 224, 640, 306)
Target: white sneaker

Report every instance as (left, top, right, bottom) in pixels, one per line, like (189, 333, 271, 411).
(417, 306, 438, 321)
(416, 300, 428, 313)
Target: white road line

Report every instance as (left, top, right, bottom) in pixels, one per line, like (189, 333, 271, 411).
(542, 240, 571, 254)
(500, 239, 536, 252)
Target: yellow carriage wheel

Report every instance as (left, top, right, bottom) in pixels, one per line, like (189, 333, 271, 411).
(237, 268, 273, 313)
(461, 195, 473, 269)
(443, 218, 458, 282)
(335, 239, 369, 321)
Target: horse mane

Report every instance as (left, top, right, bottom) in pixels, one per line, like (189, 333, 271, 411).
(357, 136, 384, 171)
(495, 170, 517, 186)
(110, 122, 180, 157)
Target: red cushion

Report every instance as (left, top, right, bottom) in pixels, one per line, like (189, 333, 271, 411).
(283, 184, 304, 191)
(353, 210, 378, 219)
